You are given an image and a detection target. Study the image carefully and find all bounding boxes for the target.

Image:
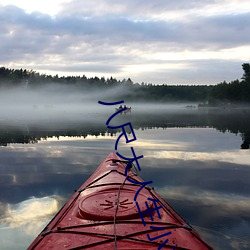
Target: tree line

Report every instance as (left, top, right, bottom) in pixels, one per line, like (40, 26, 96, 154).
(208, 63, 250, 105)
(0, 63, 249, 104)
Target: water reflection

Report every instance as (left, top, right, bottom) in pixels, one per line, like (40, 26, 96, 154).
(0, 196, 62, 250)
(0, 109, 250, 249)
(1, 196, 59, 228)
(0, 107, 250, 149)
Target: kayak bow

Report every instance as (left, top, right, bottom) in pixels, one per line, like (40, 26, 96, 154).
(28, 152, 213, 250)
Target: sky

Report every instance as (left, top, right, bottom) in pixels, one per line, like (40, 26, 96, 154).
(0, 0, 250, 85)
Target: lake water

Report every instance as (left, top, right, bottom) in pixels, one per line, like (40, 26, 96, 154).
(0, 104, 250, 249)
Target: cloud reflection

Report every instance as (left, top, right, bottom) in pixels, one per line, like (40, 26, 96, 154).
(151, 150, 250, 166)
(0, 196, 59, 229)
(157, 186, 250, 249)
(158, 186, 250, 216)
(0, 196, 62, 249)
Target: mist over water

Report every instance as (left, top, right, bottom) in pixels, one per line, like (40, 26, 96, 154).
(0, 84, 197, 125)
(1, 84, 250, 148)
(0, 85, 104, 121)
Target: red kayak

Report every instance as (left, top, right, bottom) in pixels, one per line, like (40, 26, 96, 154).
(28, 152, 213, 249)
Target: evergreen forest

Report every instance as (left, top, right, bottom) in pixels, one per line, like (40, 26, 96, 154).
(0, 63, 250, 105)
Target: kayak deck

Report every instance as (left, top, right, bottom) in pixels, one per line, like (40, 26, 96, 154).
(28, 152, 213, 249)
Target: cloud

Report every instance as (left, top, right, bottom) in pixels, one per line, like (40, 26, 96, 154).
(3, 5, 248, 49)
(0, 1, 250, 84)
(58, 0, 245, 19)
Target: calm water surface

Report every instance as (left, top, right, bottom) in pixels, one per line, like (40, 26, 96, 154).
(0, 105, 250, 249)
